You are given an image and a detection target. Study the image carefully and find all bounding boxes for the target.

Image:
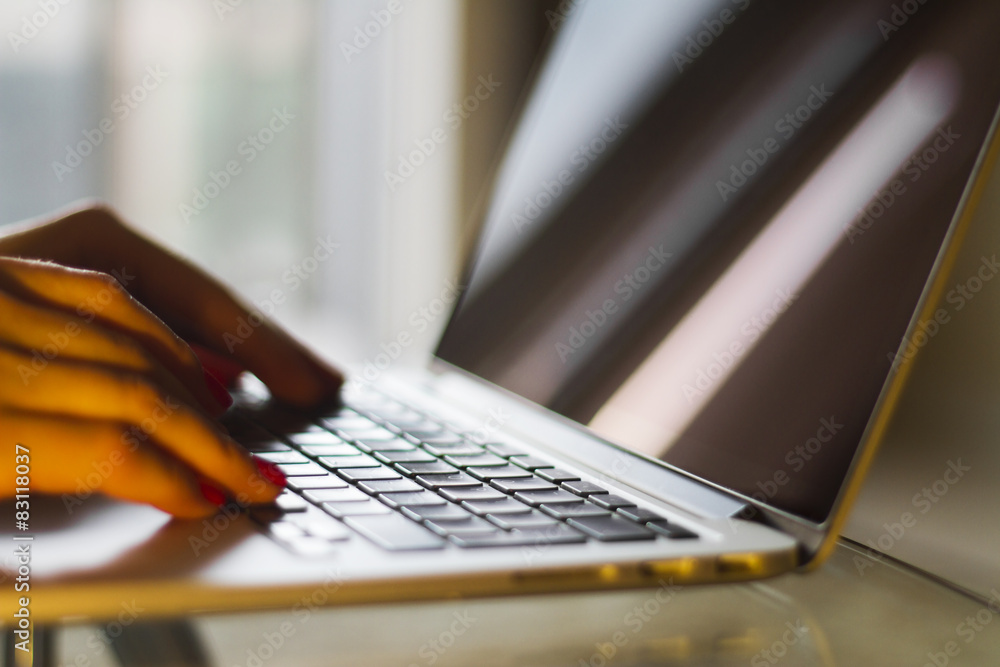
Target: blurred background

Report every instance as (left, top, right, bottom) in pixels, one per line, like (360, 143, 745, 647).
(0, 0, 557, 367)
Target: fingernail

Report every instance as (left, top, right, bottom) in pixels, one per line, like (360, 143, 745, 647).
(254, 457, 287, 489)
(203, 368, 234, 410)
(199, 480, 227, 506)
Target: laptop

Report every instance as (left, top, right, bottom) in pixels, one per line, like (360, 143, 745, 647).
(6, 0, 1000, 622)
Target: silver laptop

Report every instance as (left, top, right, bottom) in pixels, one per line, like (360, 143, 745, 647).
(7, 0, 1000, 622)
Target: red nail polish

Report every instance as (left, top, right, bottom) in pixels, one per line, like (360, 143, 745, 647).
(254, 457, 287, 488)
(199, 480, 227, 506)
(203, 368, 234, 410)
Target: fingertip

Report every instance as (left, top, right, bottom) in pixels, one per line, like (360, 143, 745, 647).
(253, 457, 287, 490)
(199, 479, 227, 506)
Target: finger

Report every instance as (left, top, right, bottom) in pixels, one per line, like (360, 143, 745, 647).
(0, 347, 283, 503)
(1, 410, 220, 518)
(0, 257, 230, 415)
(0, 286, 224, 417)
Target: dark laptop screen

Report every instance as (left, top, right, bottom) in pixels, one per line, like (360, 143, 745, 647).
(436, 0, 1000, 523)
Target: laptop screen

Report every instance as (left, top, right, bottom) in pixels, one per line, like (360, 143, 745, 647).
(436, 0, 1000, 524)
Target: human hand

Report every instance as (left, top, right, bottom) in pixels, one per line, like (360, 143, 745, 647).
(0, 202, 343, 517)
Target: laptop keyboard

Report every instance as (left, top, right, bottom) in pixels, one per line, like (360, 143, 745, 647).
(240, 390, 698, 555)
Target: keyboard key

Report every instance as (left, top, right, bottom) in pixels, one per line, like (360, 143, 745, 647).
(377, 491, 448, 509)
(439, 486, 507, 503)
(284, 507, 351, 541)
(374, 450, 435, 464)
(486, 511, 560, 530)
(358, 478, 423, 495)
(509, 456, 554, 470)
(341, 427, 397, 443)
(304, 487, 369, 504)
(466, 465, 533, 481)
(424, 516, 497, 537)
(513, 524, 587, 545)
(443, 453, 508, 468)
(344, 514, 445, 550)
(589, 494, 637, 510)
(301, 444, 361, 458)
(376, 412, 427, 428)
(321, 499, 394, 517)
(461, 499, 533, 516)
(336, 467, 402, 483)
(357, 437, 416, 452)
(274, 491, 309, 512)
(562, 481, 609, 496)
(513, 489, 584, 507)
(286, 431, 345, 447)
(320, 416, 373, 432)
(491, 478, 558, 493)
(286, 475, 349, 491)
(567, 515, 655, 541)
(449, 532, 550, 548)
(255, 451, 310, 465)
(536, 468, 581, 483)
(276, 462, 330, 477)
(418, 433, 465, 445)
(540, 503, 612, 520)
(423, 444, 484, 457)
(395, 419, 443, 434)
(266, 521, 305, 541)
(242, 439, 292, 453)
(646, 520, 698, 539)
(617, 507, 667, 523)
(485, 443, 526, 458)
(318, 454, 380, 469)
(394, 461, 459, 476)
(415, 473, 482, 490)
(401, 504, 472, 522)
